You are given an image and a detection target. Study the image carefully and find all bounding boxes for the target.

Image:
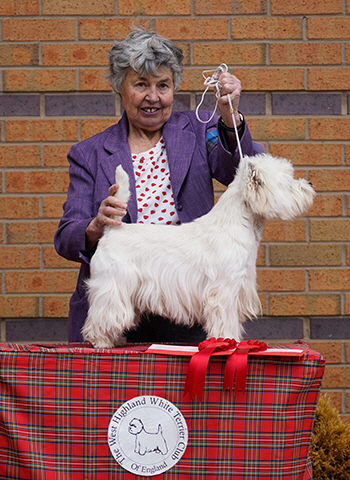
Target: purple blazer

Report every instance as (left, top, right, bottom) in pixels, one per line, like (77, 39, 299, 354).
(54, 110, 263, 341)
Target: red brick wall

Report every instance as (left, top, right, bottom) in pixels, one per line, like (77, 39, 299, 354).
(0, 0, 349, 420)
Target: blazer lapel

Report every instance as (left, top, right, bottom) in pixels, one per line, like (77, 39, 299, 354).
(162, 114, 196, 199)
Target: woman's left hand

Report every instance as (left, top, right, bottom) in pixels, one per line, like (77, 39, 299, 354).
(216, 71, 241, 128)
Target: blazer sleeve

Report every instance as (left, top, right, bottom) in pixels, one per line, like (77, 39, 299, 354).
(207, 112, 264, 186)
(54, 142, 97, 264)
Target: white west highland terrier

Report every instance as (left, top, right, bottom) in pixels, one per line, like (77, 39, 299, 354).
(83, 154, 315, 348)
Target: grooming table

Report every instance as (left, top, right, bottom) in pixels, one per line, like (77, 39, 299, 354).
(0, 342, 324, 479)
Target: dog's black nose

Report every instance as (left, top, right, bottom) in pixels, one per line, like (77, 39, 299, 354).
(308, 182, 313, 187)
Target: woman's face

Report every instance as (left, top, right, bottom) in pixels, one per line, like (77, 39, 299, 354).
(119, 66, 175, 134)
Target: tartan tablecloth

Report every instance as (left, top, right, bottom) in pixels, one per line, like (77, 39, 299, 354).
(0, 342, 325, 479)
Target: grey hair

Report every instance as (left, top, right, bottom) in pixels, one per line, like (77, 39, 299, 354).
(107, 29, 184, 92)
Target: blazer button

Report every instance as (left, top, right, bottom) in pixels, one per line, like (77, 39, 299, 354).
(177, 203, 183, 211)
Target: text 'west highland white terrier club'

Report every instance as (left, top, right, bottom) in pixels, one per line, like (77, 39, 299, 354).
(83, 154, 315, 348)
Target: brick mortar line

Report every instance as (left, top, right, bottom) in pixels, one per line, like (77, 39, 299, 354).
(341, 341, 347, 363)
(2, 267, 78, 272)
(3, 14, 345, 18)
(342, 143, 347, 166)
(1, 63, 337, 70)
(11, 269, 348, 276)
(0, 320, 6, 342)
(39, 244, 44, 271)
(303, 317, 311, 339)
(320, 364, 350, 368)
(0, 120, 4, 142)
(261, 241, 350, 243)
(0, 190, 67, 192)
(263, 290, 350, 294)
(341, 91, 348, 114)
(306, 215, 311, 244)
(0, 142, 76, 146)
(257, 266, 349, 269)
(1, 92, 349, 97)
(1, 243, 62, 247)
(342, 243, 348, 266)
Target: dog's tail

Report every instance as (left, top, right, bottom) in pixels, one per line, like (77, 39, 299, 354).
(115, 165, 131, 204)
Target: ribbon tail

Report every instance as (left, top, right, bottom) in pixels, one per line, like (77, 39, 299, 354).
(223, 351, 236, 392)
(224, 348, 250, 399)
(183, 347, 216, 401)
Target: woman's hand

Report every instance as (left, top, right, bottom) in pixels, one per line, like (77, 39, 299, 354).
(217, 71, 242, 128)
(85, 183, 128, 250)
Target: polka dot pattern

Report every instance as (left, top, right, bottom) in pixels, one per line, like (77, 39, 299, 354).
(132, 137, 180, 225)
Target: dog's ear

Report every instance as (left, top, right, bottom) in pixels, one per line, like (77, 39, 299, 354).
(248, 162, 263, 190)
(245, 161, 268, 213)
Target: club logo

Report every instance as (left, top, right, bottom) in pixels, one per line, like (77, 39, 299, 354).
(108, 395, 188, 476)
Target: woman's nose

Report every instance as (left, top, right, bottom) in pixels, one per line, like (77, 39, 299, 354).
(145, 86, 159, 102)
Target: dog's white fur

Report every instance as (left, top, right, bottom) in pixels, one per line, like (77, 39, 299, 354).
(128, 418, 168, 456)
(83, 153, 315, 348)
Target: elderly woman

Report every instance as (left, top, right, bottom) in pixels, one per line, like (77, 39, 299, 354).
(55, 29, 263, 343)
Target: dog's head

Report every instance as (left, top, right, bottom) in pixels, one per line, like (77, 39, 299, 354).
(238, 153, 315, 220)
(128, 418, 144, 435)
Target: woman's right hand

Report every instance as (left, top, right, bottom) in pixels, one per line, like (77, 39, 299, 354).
(85, 183, 128, 249)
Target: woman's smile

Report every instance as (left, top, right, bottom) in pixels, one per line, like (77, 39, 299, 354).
(141, 107, 160, 113)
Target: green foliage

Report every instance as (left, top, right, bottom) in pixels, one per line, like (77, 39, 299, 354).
(312, 396, 350, 480)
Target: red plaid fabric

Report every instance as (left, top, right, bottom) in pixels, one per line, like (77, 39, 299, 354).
(0, 343, 325, 479)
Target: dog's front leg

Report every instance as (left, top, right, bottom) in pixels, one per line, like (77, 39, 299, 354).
(203, 291, 245, 342)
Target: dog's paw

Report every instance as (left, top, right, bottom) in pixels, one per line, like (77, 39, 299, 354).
(89, 335, 127, 349)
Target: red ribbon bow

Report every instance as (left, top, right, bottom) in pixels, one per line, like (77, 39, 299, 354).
(183, 338, 267, 401)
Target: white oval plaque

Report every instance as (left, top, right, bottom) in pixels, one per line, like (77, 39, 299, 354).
(108, 395, 188, 476)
